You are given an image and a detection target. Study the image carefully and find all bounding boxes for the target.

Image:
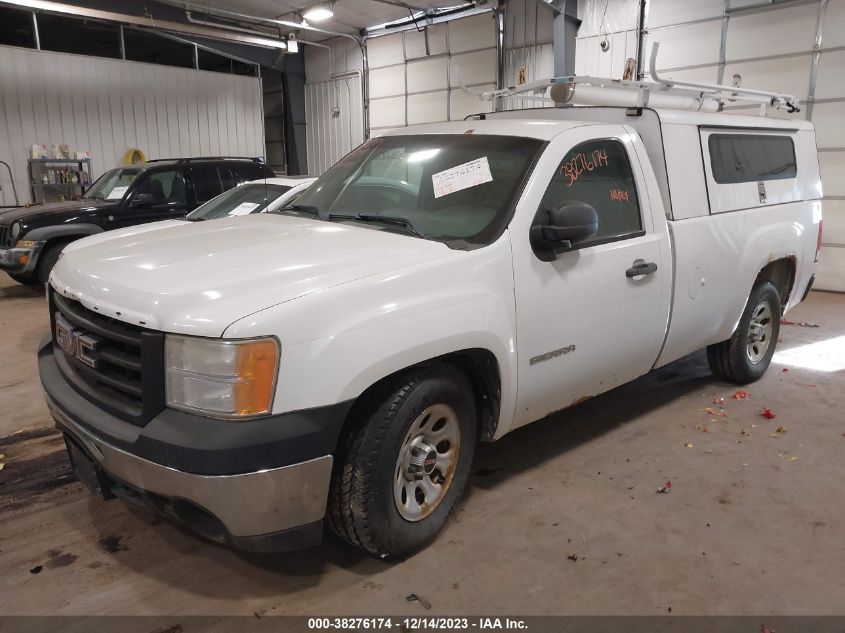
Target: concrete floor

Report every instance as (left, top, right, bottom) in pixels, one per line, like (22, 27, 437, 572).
(1, 270, 843, 615)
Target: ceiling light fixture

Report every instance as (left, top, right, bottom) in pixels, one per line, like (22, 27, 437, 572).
(303, 4, 333, 22)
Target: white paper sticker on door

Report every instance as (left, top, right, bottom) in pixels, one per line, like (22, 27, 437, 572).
(106, 186, 129, 200)
(431, 157, 493, 199)
(228, 202, 260, 216)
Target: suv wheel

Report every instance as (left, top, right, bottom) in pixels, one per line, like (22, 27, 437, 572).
(36, 241, 69, 285)
(328, 364, 477, 558)
(707, 281, 781, 384)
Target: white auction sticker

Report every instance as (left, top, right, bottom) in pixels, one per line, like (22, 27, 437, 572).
(228, 202, 261, 216)
(106, 186, 129, 200)
(432, 157, 493, 199)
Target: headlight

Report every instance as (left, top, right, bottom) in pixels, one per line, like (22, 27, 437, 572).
(10, 222, 21, 242)
(165, 335, 279, 418)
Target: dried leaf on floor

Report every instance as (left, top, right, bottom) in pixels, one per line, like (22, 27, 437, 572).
(657, 481, 672, 494)
(703, 407, 727, 417)
(685, 442, 695, 448)
(760, 407, 776, 419)
(732, 390, 751, 400)
(780, 318, 819, 328)
(776, 425, 786, 434)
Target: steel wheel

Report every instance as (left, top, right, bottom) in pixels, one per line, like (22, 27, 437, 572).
(393, 403, 461, 522)
(746, 300, 773, 364)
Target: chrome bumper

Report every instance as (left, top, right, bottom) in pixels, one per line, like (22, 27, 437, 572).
(49, 399, 333, 538)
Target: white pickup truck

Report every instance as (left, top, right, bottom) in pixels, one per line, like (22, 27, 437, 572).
(40, 102, 821, 557)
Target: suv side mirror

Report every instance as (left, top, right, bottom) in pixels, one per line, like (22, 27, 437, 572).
(131, 193, 156, 208)
(530, 202, 599, 261)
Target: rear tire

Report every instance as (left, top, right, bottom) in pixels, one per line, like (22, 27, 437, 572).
(707, 281, 781, 384)
(328, 364, 477, 558)
(36, 241, 69, 286)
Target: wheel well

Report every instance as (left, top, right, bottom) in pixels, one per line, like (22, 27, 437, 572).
(340, 349, 503, 446)
(755, 257, 796, 311)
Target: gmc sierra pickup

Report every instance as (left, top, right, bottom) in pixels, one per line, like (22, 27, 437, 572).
(39, 105, 821, 557)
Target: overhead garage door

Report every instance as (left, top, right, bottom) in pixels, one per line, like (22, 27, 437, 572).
(366, 12, 497, 134)
(576, 0, 844, 292)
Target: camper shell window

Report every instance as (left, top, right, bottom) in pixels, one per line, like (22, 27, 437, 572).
(708, 134, 797, 185)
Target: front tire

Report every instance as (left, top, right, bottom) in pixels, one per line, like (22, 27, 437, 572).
(707, 281, 781, 384)
(328, 364, 477, 558)
(36, 241, 69, 285)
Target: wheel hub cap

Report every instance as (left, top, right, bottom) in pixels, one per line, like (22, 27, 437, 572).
(746, 300, 773, 364)
(394, 403, 461, 522)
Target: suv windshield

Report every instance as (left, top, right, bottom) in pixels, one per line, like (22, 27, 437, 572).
(286, 134, 543, 246)
(84, 168, 142, 201)
(186, 182, 292, 220)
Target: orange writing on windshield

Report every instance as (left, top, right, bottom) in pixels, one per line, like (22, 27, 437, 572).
(561, 148, 609, 187)
(610, 188, 630, 202)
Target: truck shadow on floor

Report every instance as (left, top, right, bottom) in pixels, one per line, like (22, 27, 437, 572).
(469, 350, 716, 491)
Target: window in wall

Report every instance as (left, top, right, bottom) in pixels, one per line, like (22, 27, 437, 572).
(123, 29, 194, 69)
(538, 139, 643, 247)
(37, 14, 121, 59)
(708, 134, 797, 184)
(197, 48, 258, 76)
(0, 6, 36, 48)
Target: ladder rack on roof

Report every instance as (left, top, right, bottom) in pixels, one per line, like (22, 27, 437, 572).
(478, 43, 800, 116)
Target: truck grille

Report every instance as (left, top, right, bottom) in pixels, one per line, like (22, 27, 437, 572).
(50, 289, 165, 426)
(0, 225, 9, 248)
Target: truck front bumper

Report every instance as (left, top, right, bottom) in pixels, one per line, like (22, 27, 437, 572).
(0, 242, 43, 275)
(39, 338, 352, 552)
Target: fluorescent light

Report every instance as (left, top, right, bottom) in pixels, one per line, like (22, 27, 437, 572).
(304, 5, 333, 21)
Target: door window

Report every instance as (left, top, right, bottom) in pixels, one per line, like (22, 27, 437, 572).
(191, 166, 224, 204)
(537, 139, 643, 247)
(138, 169, 186, 205)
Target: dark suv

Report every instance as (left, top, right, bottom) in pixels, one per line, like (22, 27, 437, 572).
(0, 157, 274, 285)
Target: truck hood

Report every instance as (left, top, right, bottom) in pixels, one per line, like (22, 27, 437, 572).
(0, 199, 113, 225)
(62, 220, 188, 254)
(50, 214, 454, 337)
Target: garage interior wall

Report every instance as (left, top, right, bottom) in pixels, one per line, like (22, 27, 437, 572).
(576, 0, 845, 292)
(0, 44, 265, 206)
(502, 0, 555, 111)
(303, 38, 364, 176)
(303, 11, 499, 174)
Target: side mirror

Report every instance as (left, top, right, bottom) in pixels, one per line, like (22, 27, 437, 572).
(131, 193, 156, 208)
(530, 202, 599, 261)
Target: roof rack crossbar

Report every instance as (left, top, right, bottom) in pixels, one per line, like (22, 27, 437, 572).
(477, 44, 800, 116)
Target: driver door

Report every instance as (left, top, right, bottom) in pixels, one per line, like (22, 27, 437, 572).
(118, 168, 188, 227)
(510, 125, 671, 428)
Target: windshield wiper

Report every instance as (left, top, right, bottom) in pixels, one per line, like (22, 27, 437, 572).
(277, 203, 323, 218)
(330, 213, 426, 239)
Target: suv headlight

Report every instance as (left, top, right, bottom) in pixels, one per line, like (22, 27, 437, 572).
(10, 221, 21, 243)
(165, 335, 279, 418)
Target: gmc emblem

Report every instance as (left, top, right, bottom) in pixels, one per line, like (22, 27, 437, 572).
(55, 313, 100, 368)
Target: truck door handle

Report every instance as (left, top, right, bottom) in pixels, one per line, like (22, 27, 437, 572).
(626, 259, 658, 278)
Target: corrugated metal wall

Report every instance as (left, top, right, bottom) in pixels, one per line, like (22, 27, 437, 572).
(575, 0, 844, 292)
(0, 44, 265, 206)
(304, 75, 364, 176)
(365, 12, 498, 135)
(503, 0, 555, 111)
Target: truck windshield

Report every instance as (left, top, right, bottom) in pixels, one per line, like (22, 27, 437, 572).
(285, 134, 543, 246)
(84, 168, 142, 201)
(186, 183, 292, 221)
